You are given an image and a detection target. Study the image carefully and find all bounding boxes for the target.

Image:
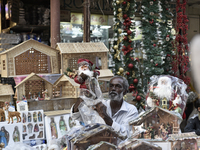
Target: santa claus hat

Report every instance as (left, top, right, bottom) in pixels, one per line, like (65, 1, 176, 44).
(77, 58, 93, 66)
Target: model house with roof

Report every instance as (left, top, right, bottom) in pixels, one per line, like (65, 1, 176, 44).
(129, 106, 182, 140)
(168, 132, 200, 150)
(0, 39, 59, 77)
(54, 74, 80, 98)
(56, 42, 109, 73)
(0, 84, 14, 108)
(69, 124, 125, 150)
(15, 73, 53, 101)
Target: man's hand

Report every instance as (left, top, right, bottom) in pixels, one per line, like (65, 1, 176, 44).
(94, 102, 113, 126)
(73, 98, 83, 113)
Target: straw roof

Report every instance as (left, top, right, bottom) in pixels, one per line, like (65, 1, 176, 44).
(54, 74, 80, 87)
(87, 141, 117, 150)
(71, 124, 125, 144)
(118, 139, 162, 150)
(0, 39, 58, 55)
(129, 106, 183, 125)
(56, 42, 109, 54)
(0, 84, 14, 96)
(168, 132, 200, 141)
(15, 73, 53, 88)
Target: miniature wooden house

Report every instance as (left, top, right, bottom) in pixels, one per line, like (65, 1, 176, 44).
(129, 107, 182, 140)
(56, 42, 109, 73)
(0, 84, 14, 108)
(69, 124, 125, 150)
(54, 74, 80, 98)
(98, 69, 114, 93)
(87, 141, 117, 150)
(15, 73, 53, 100)
(118, 139, 162, 150)
(0, 39, 59, 77)
(168, 132, 200, 150)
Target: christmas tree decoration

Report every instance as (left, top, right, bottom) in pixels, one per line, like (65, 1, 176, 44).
(119, 67, 124, 73)
(128, 63, 134, 69)
(136, 95, 141, 101)
(133, 79, 138, 84)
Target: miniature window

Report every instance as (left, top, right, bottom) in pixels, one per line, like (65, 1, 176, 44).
(3, 60, 5, 70)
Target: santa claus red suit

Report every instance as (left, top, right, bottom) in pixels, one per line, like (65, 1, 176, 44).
(74, 58, 100, 89)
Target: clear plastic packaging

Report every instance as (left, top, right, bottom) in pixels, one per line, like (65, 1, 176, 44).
(146, 75, 188, 116)
(78, 77, 105, 125)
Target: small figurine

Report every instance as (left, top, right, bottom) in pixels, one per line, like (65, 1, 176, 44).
(4, 105, 21, 124)
(33, 112, 37, 122)
(38, 111, 42, 122)
(29, 91, 32, 99)
(147, 85, 158, 108)
(159, 123, 168, 140)
(23, 125, 26, 132)
(27, 123, 33, 134)
(59, 116, 67, 133)
(28, 112, 32, 122)
(13, 126, 20, 142)
(50, 118, 58, 138)
(22, 113, 26, 123)
(169, 94, 182, 114)
(34, 124, 39, 132)
(37, 131, 43, 138)
(0, 127, 9, 147)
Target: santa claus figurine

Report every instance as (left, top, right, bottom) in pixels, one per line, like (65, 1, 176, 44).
(169, 94, 182, 114)
(147, 76, 173, 109)
(74, 58, 100, 89)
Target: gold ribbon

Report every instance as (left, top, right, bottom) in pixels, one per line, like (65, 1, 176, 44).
(125, 2, 130, 12)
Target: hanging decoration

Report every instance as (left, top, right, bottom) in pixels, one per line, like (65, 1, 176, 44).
(171, 0, 190, 90)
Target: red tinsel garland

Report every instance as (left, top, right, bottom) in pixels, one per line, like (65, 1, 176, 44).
(172, 0, 190, 90)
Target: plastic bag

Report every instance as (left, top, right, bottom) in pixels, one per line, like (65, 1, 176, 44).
(78, 102, 105, 125)
(146, 75, 188, 115)
(78, 76, 105, 125)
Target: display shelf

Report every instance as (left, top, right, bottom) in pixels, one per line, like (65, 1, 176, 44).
(10, 25, 50, 33)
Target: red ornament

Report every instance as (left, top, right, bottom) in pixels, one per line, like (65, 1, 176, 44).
(167, 35, 170, 37)
(167, 54, 171, 57)
(122, 1, 126, 5)
(124, 36, 128, 41)
(153, 44, 156, 47)
(127, 30, 132, 35)
(155, 63, 158, 66)
(166, 8, 169, 10)
(123, 22, 127, 26)
(136, 95, 141, 101)
(123, 14, 128, 19)
(128, 63, 134, 69)
(126, 72, 130, 75)
(133, 79, 138, 84)
(129, 40, 132, 43)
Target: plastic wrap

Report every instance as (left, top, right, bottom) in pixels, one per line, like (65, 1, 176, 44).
(78, 77, 105, 125)
(146, 75, 188, 115)
(78, 102, 105, 125)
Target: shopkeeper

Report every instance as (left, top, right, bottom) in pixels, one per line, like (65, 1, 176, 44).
(71, 76, 138, 137)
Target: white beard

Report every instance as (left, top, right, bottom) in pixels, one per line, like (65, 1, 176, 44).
(153, 84, 172, 100)
(109, 91, 124, 102)
(173, 96, 182, 106)
(78, 67, 94, 77)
